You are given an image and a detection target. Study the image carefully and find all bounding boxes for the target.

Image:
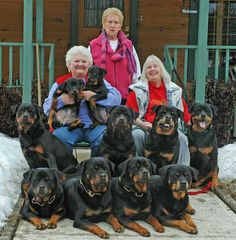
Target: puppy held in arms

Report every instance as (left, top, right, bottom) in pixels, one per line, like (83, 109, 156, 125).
(84, 65, 109, 128)
(187, 103, 218, 189)
(144, 105, 183, 172)
(48, 77, 84, 132)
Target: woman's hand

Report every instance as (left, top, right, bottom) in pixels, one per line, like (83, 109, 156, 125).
(135, 118, 152, 130)
(83, 90, 96, 101)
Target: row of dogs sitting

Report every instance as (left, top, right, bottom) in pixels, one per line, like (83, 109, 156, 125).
(13, 99, 218, 237)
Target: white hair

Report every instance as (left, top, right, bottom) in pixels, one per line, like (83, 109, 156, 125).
(65, 45, 93, 70)
(140, 54, 171, 83)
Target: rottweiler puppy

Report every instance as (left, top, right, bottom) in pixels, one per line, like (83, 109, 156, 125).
(21, 168, 66, 230)
(48, 77, 84, 131)
(13, 103, 78, 170)
(111, 157, 165, 237)
(63, 157, 124, 238)
(188, 102, 218, 189)
(84, 65, 109, 128)
(150, 164, 199, 234)
(144, 105, 183, 171)
(99, 105, 138, 167)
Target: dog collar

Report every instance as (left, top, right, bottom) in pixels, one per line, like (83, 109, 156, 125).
(31, 194, 56, 207)
(79, 179, 101, 197)
(119, 177, 144, 198)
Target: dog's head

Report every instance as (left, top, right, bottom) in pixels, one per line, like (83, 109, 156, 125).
(79, 157, 115, 193)
(118, 157, 156, 194)
(12, 103, 41, 133)
(159, 164, 198, 198)
(107, 105, 138, 134)
(189, 103, 217, 132)
(152, 105, 183, 135)
(87, 65, 107, 88)
(21, 168, 63, 206)
(60, 77, 84, 101)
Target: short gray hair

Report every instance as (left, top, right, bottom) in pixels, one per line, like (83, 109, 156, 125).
(65, 45, 93, 70)
(140, 54, 171, 83)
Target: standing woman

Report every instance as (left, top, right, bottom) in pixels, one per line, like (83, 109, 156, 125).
(89, 7, 141, 104)
(43, 46, 121, 157)
(126, 54, 191, 165)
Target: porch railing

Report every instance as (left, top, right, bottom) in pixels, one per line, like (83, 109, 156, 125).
(164, 44, 236, 86)
(0, 42, 55, 89)
(164, 44, 236, 137)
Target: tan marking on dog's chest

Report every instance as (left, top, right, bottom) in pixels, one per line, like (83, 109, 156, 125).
(198, 147, 213, 155)
(160, 152, 174, 161)
(86, 206, 111, 217)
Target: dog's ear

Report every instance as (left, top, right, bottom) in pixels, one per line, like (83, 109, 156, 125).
(189, 103, 197, 114)
(52, 169, 65, 183)
(106, 159, 115, 177)
(100, 67, 107, 77)
(11, 104, 21, 116)
(33, 104, 42, 119)
(147, 158, 157, 175)
(189, 166, 199, 181)
(117, 159, 129, 177)
(22, 169, 34, 183)
(78, 159, 88, 176)
(158, 165, 173, 178)
(152, 105, 163, 114)
(209, 104, 217, 117)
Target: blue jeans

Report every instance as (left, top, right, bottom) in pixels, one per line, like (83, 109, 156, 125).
(53, 125, 106, 157)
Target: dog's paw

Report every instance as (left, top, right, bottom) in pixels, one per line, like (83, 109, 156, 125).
(35, 222, 47, 230)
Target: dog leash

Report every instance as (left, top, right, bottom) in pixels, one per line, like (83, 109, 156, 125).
(188, 181, 212, 195)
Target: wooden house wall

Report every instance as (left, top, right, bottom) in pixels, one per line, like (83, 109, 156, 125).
(0, 0, 189, 84)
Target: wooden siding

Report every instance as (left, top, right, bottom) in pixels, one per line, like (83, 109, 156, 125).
(137, 0, 190, 66)
(0, 0, 190, 83)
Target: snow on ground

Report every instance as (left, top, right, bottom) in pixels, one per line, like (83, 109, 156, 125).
(0, 132, 235, 229)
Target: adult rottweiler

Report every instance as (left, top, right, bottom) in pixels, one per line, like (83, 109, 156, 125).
(84, 65, 109, 128)
(150, 164, 199, 234)
(98, 105, 138, 167)
(63, 157, 124, 238)
(144, 105, 183, 171)
(48, 77, 84, 131)
(111, 157, 165, 237)
(187, 102, 218, 189)
(21, 168, 66, 230)
(13, 103, 78, 170)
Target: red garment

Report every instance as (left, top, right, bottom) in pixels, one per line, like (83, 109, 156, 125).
(56, 73, 72, 85)
(126, 81, 191, 124)
(90, 34, 134, 100)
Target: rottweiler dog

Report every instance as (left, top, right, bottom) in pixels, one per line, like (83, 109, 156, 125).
(21, 168, 66, 230)
(63, 157, 124, 238)
(111, 157, 165, 237)
(98, 105, 138, 167)
(13, 103, 78, 170)
(84, 65, 109, 128)
(144, 105, 183, 171)
(48, 77, 84, 131)
(187, 102, 218, 189)
(150, 164, 199, 234)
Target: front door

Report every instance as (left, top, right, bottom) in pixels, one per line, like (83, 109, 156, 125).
(77, 0, 131, 46)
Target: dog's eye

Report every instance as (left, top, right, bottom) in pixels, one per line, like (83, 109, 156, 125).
(176, 172, 180, 177)
(183, 172, 188, 176)
(136, 163, 140, 168)
(94, 166, 99, 170)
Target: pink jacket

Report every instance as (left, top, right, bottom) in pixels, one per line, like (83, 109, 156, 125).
(90, 34, 134, 100)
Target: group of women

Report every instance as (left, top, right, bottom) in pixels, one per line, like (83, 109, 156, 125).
(43, 7, 191, 163)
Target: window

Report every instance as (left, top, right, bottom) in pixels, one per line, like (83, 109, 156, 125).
(84, 0, 124, 27)
(208, 0, 236, 45)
